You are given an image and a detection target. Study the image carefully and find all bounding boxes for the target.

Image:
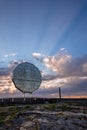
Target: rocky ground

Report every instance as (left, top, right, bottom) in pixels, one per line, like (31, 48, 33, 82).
(0, 101, 87, 130)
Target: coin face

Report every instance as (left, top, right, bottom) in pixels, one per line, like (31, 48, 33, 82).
(12, 62, 42, 93)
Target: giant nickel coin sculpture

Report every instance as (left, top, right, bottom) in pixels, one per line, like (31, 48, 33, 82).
(12, 62, 42, 94)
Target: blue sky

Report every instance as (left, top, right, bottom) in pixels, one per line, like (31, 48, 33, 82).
(0, 0, 87, 98)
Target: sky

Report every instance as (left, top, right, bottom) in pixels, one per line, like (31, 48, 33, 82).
(0, 0, 87, 98)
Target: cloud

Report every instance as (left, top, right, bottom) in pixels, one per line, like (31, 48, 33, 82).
(32, 49, 72, 75)
(59, 48, 66, 51)
(32, 49, 87, 98)
(0, 68, 11, 76)
(34, 76, 87, 98)
(4, 53, 16, 58)
(32, 49, 87, 77)
(32, 52, 41, 58)
(0, 60, 20, 77)
(42, 74, 58, 81)
(32, 52, 43, 62)
(0, 76, 16, 94)
(61, 76, 87, 97)
(0, 49, 87, 98)
(0, 60, 24, 94)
